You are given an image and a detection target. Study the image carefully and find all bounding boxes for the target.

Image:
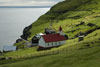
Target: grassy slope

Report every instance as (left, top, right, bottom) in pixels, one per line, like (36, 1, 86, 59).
(26, 0, 100, 39)
(1, 48, 100, 67)
(1, 0, 100, 67)
(1, 29, 100, 67)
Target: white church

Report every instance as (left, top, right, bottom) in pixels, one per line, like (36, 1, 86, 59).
(38, 26, 67, 48)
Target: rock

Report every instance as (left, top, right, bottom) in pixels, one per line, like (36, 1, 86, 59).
(76, 21, 85, 26)
(23, 24, 32, 34)
(91, 42, 94, 44)
(21, 32, 31, 40)
(87, 23, 96, 27)
(16, 38, 23, 43)
(85, 44, 90, 47)
(21, 24, 32, 40)
(0, 57, 6, 60)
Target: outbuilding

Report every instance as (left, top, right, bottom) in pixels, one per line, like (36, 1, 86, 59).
(32, 33, 45, 46)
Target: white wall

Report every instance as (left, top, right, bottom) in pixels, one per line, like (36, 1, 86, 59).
(61, 40, 66, 45)
(45, 40, 66, 48)
(39, 37, 46, 47)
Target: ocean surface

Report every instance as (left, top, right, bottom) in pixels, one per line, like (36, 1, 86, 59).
(0, 7, 50, 51)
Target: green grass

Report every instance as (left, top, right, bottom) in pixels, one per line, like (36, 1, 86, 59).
(1, 47, 38, 58)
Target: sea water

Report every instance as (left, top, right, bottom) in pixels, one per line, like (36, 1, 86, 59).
(0, 7, 50, 51)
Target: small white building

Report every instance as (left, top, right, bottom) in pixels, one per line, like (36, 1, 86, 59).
(3, 46, 16, 52)
(39, 33, 66, 48)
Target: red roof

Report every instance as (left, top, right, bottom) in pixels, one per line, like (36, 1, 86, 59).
(42, 34, 66, 43)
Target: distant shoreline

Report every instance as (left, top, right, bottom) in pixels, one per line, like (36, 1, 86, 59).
(0, 6, 51, 8)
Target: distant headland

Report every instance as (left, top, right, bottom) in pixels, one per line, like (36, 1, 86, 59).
(0, 6, 51, 8)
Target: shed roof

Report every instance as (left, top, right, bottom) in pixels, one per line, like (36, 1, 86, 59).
(42, 34, 66, 43)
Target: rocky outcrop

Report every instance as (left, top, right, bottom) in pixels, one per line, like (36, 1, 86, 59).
(16, 38, 23, 43)
(21, 24, 32, 40)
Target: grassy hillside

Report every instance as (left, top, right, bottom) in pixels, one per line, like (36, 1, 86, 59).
(21, 0, 100, 40)
(1, 0, 100, 67)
